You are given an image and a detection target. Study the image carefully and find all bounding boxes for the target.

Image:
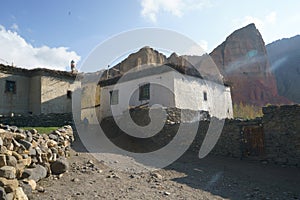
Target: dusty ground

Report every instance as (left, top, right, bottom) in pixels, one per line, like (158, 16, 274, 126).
(30, 136, 300, 200)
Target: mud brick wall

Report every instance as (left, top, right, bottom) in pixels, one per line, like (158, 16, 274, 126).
(0, 113, 73, 127)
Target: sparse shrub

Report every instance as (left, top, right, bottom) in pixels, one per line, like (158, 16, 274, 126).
(233, 102, 263, 119)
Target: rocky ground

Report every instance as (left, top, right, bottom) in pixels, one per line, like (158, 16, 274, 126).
(0, 124, 74, 200)
(30, 135, 300, 200)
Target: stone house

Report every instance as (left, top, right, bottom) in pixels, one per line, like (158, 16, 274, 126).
(80, 72, 101, 124)
(0, 64, 80, 116)
(98, 64, 233, 121)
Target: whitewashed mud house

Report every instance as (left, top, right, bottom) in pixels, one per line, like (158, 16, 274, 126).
(98, 63, 233, 121)
(0, 64, 80, 116)
(79, 72, 102, 124)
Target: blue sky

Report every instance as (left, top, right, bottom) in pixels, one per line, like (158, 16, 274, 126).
(0, 0, 299, 71)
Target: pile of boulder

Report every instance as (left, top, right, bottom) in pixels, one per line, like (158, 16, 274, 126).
(0, 124, 74, 200)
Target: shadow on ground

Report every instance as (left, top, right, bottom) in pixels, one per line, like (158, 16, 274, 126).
(166, 149, 300, 199)
(71, 124, 300, 199)
(71, 125, 88, 153)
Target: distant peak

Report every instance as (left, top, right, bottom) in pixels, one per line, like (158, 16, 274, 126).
(139, 46, 153, 51)
(168, 52, 179, 58)
(245, 23, 256, 28)
(141, 46, 151, 49)
(134, 46, 159, 55)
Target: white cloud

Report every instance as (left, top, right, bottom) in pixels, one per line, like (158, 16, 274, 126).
(10, 23, 19, 31)
(141, 0, 212, 23)
(182, 40, 208, 56)
(233, 11, 277, 32)
(265, 11, 277, 24)
(233, 16, 264, 31)
(0, 25, 80, 70)
(198, 40, 208, 52)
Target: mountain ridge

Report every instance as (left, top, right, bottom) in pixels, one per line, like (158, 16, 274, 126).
(266, 35, 300, 103)
(209, 23, 290, 106)
(101, 24, 296, 106)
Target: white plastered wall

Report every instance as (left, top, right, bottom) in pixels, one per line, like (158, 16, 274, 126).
(98, 70, 233, 121)
(99, 71, 175, 121)
(173, 72, 233, 119)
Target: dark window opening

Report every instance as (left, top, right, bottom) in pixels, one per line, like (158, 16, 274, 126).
(110, 90, 119, 105)
(5, 80, 16, 93)
(67, 90, 72, 99)
(139, 83, 150, 101)
(203, 91, 207, 101)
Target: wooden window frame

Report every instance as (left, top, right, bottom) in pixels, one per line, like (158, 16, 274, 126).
(5, 80, 16, 94)
(139, 83, 150, 101)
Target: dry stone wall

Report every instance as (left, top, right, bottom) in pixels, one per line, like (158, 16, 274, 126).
(262, 105, 300, 166)
(104, 105, 300, 167)
(197, 105, 299, 166)
(0, 124, 74, 199)
(0, 113, 73, 127)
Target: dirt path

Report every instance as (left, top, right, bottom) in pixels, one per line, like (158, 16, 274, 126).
(29, 136, 300, 200)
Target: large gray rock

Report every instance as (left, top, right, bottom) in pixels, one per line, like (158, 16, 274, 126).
(50, 157, 69, 175)
(25, 131, 32, 143)
(0, 186, 6, 200)
(6, 156, 17, 167)
(22, 165, 47, 182)
(0, 146, 7, 154)
(48, 134, 58, 141)
(18, 140, 32, 150)
(0, 166, 16, 179)
(6, 192, 13, 200)
(28, 148, 36, 156)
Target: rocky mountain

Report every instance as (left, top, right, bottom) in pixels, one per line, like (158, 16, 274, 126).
(210, 23, 289, 106)
(101, 24, 294, 107)
(166, 53, 222, 81)
(102, 46, 223, 83)
(103, 46, 167, 79)
(266, 35, 300, 103)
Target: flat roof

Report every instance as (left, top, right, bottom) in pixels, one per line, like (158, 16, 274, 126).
(98, 63, 203, 87)
(0, 64, 77, 79)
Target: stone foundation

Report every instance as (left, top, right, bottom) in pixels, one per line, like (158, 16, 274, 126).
(0, 113, 73, 127)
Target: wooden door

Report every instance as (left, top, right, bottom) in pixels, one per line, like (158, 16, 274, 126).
(241, 125, 265, 157)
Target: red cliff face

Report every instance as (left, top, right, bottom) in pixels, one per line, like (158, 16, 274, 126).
(210, 23, 289, 106)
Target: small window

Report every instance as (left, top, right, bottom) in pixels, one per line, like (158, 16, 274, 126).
(67, 90, 72, 99)
(110, 90, 119, 105)
(139, 83, 150, 101)
(203, 91, 207, 101)
(5, 80, 16, 93)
